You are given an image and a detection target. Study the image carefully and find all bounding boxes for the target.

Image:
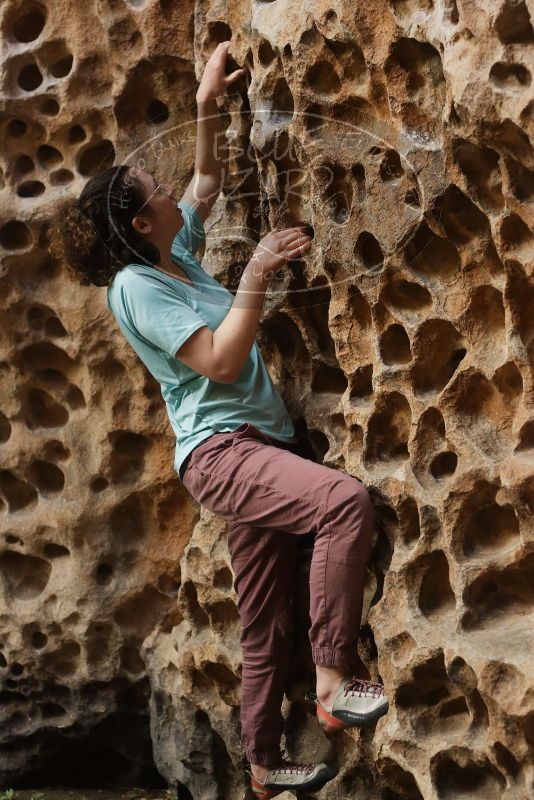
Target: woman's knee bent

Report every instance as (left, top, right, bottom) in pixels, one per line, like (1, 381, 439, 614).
(326, 474, 375, 547)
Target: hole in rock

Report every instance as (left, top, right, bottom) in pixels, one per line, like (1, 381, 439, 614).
(14, 154, 35, 178)
(299, 26, 318, 47)
(516, 419, 534, 451)
(0, 470, 38, 512)
(430, 451, 457, 479)
(213, 566, 233, 590)
(398, 496, 420, 545)
(365, 391, 411, 464)
(49, 53, 73, 78)
(433, 750, 506, 798)
(270, 76, 294, 123)
(404, 187, 420, 206)
(397, 651, 469, 737)
(31, 631, 48, 648)
(42, 542, 69, 558)
(305, 60, 341, 95)
(378, 756, 424, 800)
(28, 460, 64, 494)
(463, 285, 505, 358)
(495, 0, 534, 45)
(37, 143, 63, 168)
(0, 220, 32, 250)
(379, 149, 405, 182)
(447, 369, 511, 459)
(431, 184, 491, 246)
(411, 319, 466, 395)
(381, 278, 432, 320)
(90, 476, 108, 492)
(50, 168, 74, 186)
(349, 365, 374, 402)
(146, 99, 169, 124)
(503, 154, 534, 202)
(287, 279, 337, 362)
(0, 550, 51, 598)
(207, 597, 240, 630)
(40, 97, 60, 115)
(417, 550, 455, 618)
(303, 102, 330, 135)
(492, 742, 521, 779)
(490, 61, 531, 92)
(17, 180, 45, 198)
(258, 39, 276, 67)
(452, 138, 503, 212)
(418, 406, 446, 442)
(384, 36, 445, 136)
(109, 431, 150, 484)
(443, 0, 459, 24)
(457, 482, 520, 559)
(462, 552, 534, 629)
(355, 231, 384, 272)
(311, 363, 348, 395)
(379, 324, 412, 365)
(77, 139, 115, 176)
(203, 661, 240, 702)
(493, 361, 523, 401)
(119, 643, 145, 675)
(18, 62, 43, 91)
(8, 119, 27, 137)
(23, 387, 69, 429)
(181, 580, 210, 628)
(404, 221, 460, 282)
(11, 3, 47, 43)
(0, 412, 11, 443)
(500, 212, 533, 251)
(68, 124, 86, 143)
(207, 19, 232, 44)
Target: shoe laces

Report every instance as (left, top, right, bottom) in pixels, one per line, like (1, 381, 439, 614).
(344, 676, 385, 698)
(270, 749, 315, 778)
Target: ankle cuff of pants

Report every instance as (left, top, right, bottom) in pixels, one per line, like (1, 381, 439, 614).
(312, 645, 355, 668)
(245, 746, 282, 767)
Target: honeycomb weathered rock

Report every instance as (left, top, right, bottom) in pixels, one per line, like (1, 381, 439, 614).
(0, 1, 533, 798)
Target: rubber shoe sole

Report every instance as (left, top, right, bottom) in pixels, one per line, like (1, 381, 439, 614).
(249, 762, 337, 798)
(306, 690, 389, 733)
(317, 697, 389, 732)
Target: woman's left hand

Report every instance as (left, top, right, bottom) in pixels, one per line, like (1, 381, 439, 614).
(196, 41, 245, 101)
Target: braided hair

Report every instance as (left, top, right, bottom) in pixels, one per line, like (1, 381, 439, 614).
(48, 164, 160, 287)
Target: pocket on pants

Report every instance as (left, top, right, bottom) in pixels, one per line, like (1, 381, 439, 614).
(231, 422, 275, 451)
(182, 463, 235, 522)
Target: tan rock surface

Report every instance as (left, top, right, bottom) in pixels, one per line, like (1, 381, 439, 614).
(0, 1, 533, 798)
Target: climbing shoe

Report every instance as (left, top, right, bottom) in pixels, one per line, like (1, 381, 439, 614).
(247, 751, 337, 799)
(306, 676, 389, 733)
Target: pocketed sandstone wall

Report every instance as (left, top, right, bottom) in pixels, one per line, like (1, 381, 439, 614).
(0, 1, 533, 798)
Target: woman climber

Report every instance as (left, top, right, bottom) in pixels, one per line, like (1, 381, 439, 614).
(49, 39, 389, 799)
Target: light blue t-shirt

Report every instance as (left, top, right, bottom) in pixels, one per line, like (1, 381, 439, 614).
(106, 201, 297, 481)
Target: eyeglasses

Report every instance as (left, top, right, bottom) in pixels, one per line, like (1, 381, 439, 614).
(135, 183, 174, 215)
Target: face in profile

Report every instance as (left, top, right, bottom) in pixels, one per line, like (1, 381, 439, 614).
(131, 169, 184, 239)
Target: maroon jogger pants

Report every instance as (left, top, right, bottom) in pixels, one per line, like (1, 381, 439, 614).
(181, 422, 375, 767)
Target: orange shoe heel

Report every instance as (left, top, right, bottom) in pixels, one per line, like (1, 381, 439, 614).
(248, 772, 282, 799)
(316, 702, 350, 733)
(305, 690, 350, 734)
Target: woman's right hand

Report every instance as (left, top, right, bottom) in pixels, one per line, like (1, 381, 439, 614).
(246, 225, 313, 282)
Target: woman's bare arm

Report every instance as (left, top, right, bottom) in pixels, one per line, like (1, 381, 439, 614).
(175, 226, 313, 383)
